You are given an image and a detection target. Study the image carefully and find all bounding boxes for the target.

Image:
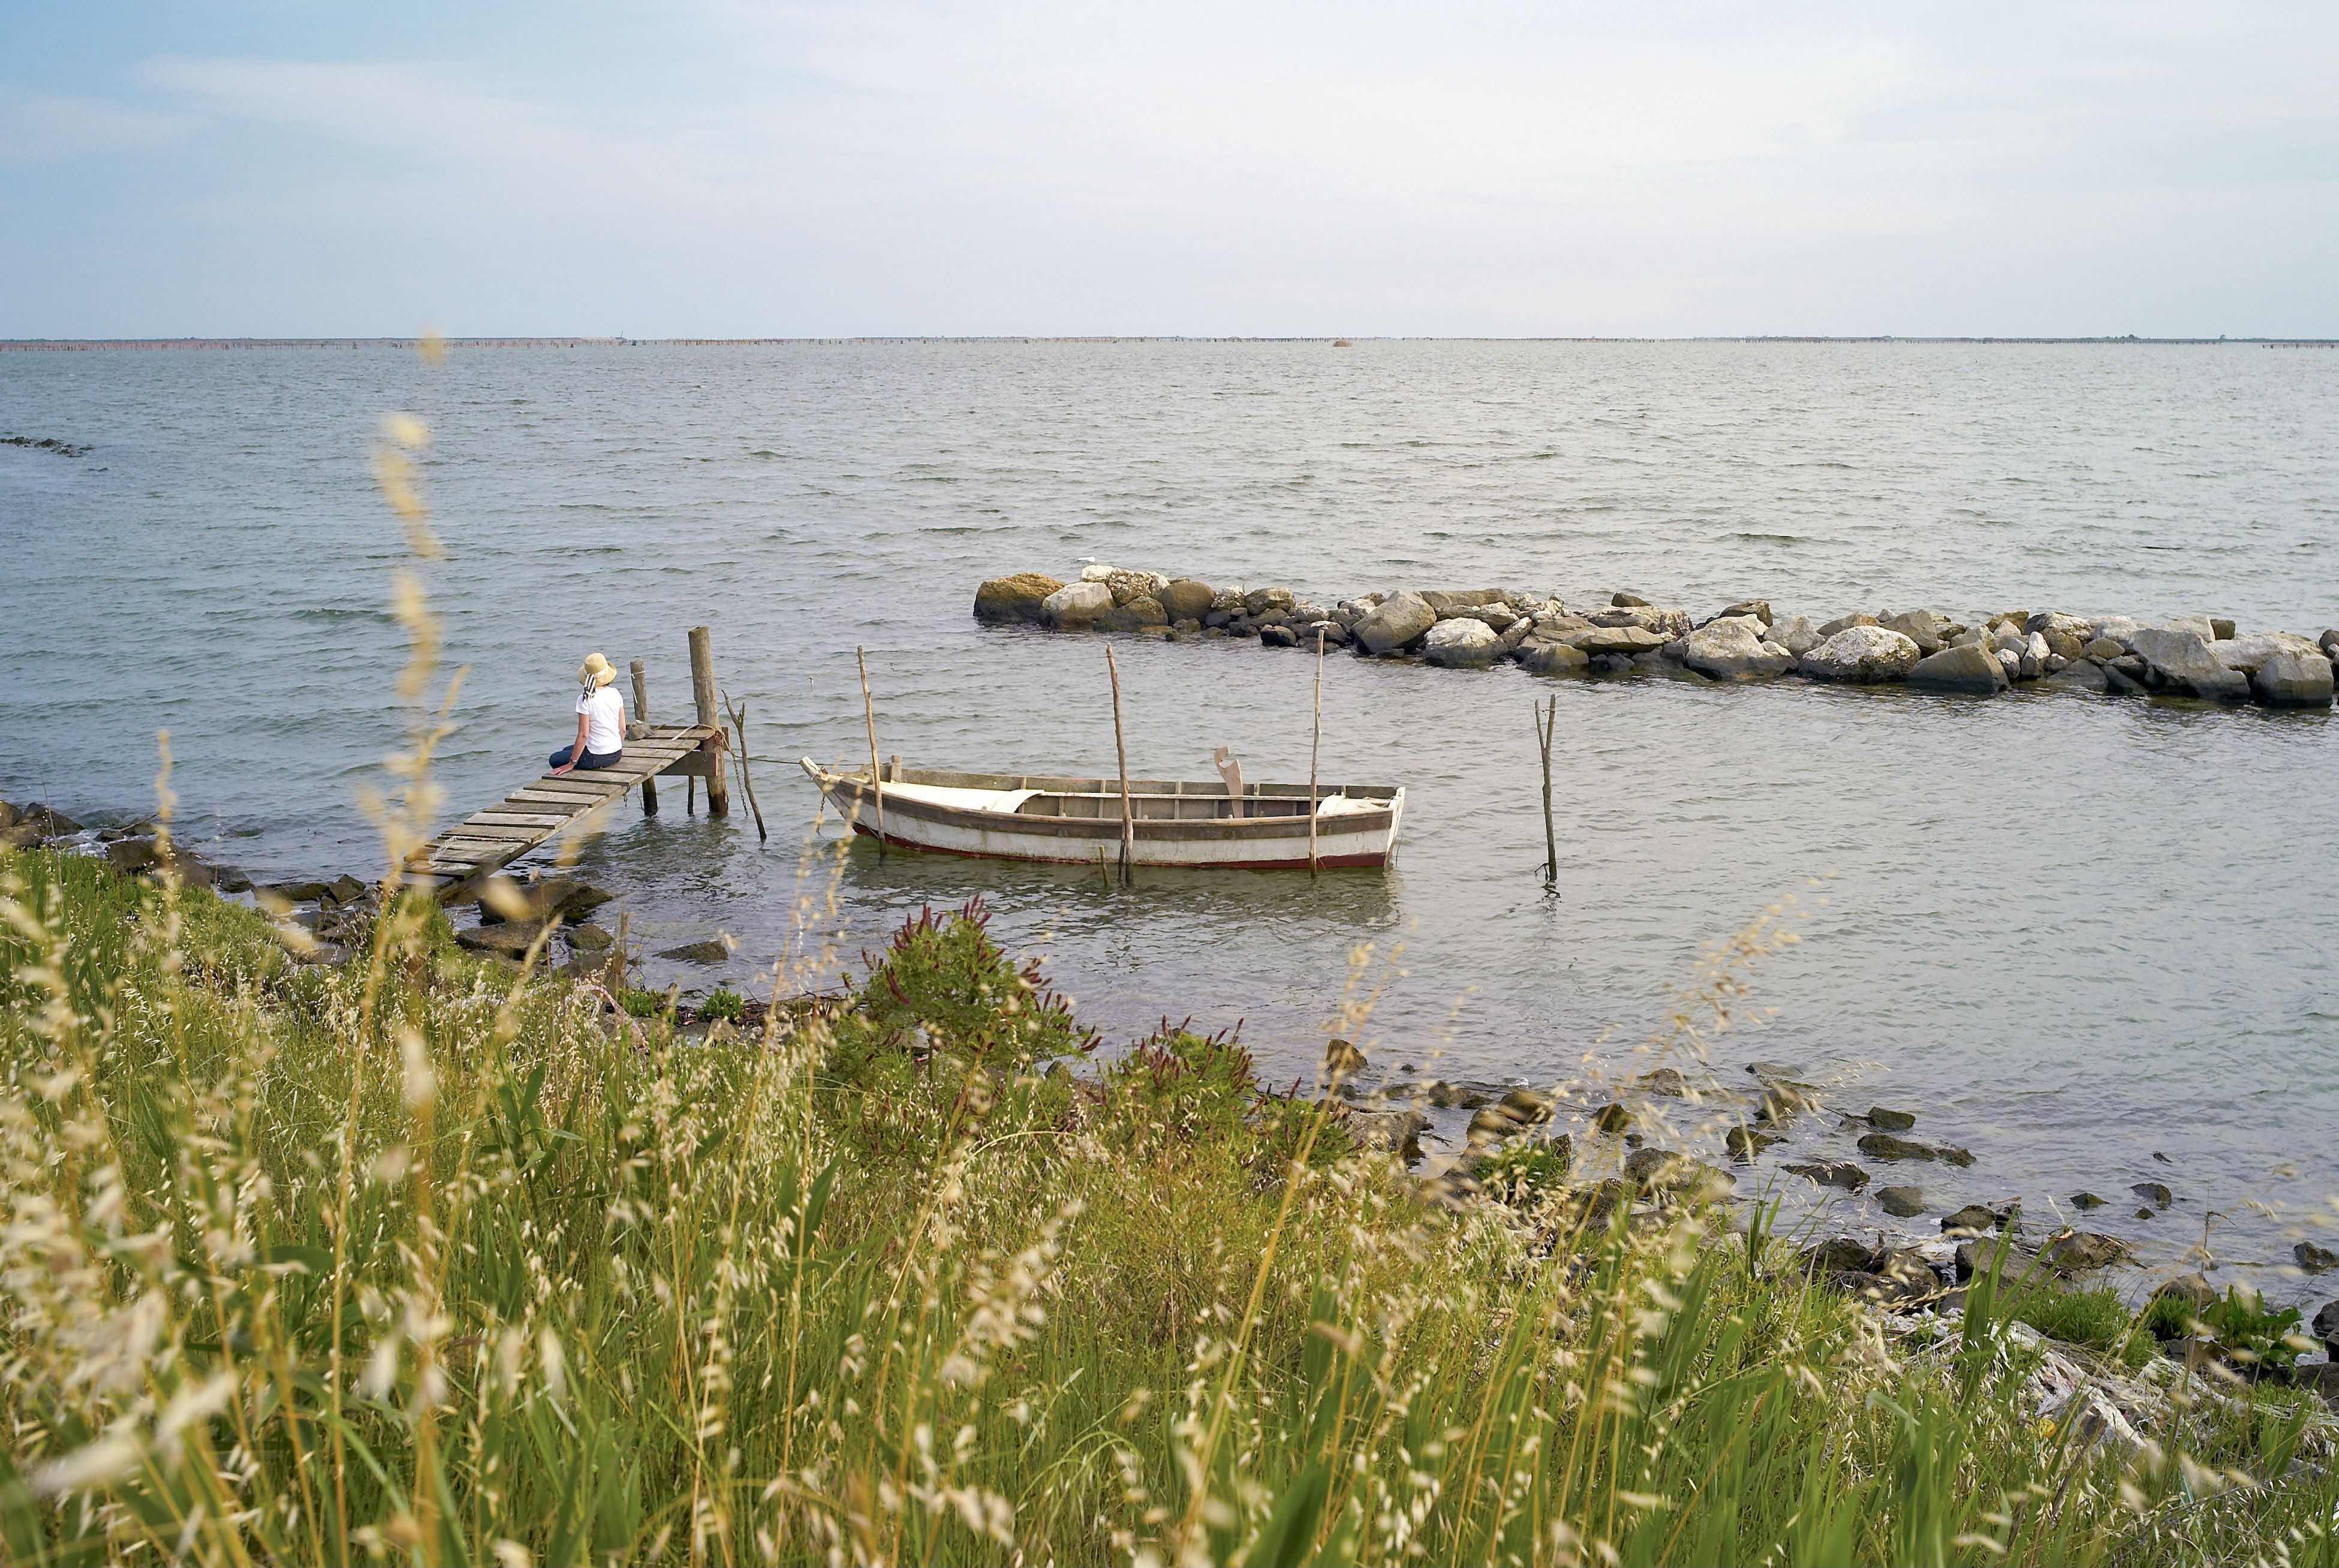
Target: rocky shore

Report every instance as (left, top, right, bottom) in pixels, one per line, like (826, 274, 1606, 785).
(974, 567, 2339, 710)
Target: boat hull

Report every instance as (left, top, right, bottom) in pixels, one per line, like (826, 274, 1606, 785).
(802, 760, 1403, 871)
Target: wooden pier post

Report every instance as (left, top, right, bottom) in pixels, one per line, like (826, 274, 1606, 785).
(857, 648, 886, 856)
(690, 625, 730, 817)
(1106, 645, 1135, 883)
(1309, 628, 1324, 875)
(630, 659, 658, 817)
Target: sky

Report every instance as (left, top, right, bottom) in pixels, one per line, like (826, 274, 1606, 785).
(2, 1, 2335, 338)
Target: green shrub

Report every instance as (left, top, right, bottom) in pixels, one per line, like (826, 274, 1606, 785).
(2002, 1280, 2149, 1367)
(698, 985, 745, 1021)
(618, 984, 668, 1018)
(1477, 1137, 1573, 1202)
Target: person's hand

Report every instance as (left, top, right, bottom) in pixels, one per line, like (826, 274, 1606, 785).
(551, 762, 574, 777)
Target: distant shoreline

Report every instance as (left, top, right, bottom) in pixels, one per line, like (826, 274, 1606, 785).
(4, 334, 2337, 351)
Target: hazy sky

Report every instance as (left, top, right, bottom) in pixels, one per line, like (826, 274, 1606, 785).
(4, 1, 2334, 338)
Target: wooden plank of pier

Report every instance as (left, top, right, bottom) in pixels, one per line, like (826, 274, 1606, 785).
(403, 723, 721, 900)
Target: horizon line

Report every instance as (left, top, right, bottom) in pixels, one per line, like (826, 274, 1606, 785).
(5, 333, 2338, 351)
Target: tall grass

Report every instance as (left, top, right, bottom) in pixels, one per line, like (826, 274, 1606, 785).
(2, 846, 2335, 1566)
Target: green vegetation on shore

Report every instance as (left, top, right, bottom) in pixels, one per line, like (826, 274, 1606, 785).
(2, 845, 2335, 1566)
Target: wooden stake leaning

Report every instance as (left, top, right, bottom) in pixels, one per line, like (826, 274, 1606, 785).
(1534, 694, 1558, 884)
(1106, 644, 1136, 883)
(857, 647, 886, 857)
(721, 688, 769, 842)
(630, 658, 658, 817)
(1309, 627, 1324, 875)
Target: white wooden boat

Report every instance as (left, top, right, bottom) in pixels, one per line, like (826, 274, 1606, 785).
(798, 759, 1404, 869)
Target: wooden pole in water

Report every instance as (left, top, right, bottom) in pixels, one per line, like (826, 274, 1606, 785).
(857, 647, 886, 856)
(721, 688, 768, 842)
(1309, 627, 1324, 875)
(689, 625, 730, 817)
(1535, 694, 1558, 884)
(630, 659, 658, 817)
(1106, 644, 1135, 883)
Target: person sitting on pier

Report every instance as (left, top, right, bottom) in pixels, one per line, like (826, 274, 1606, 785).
(550, 652, 627, 775)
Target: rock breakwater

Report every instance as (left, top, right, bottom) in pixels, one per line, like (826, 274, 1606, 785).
(973, 565, 2339, 711)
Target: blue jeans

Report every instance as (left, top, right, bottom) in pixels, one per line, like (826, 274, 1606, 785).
(550, 745, 624, 770)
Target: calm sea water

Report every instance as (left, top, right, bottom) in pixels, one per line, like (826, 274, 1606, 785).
(5, 341, 2336, 1293)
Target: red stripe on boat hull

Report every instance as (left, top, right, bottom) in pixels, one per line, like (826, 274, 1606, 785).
(847, 821, 1387, 870)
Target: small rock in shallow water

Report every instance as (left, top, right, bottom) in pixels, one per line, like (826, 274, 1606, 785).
(1634, 1067, 1690, 1096)
(2131, 1181, 2172, 1210)
(1783, 1160, 1868, 1191)
(1866, 1106, 1916, 1131)
(1858, 1133, 1974, 1166)
(2070, 1191, 2108, 1209)
(2295, 1241, 2338, 1272)
(1878, 1185, 1926, 1217)
(1259, 624, 1298, 648)
(2042, 1230, 2129, 1272)
(1323, 1037, 1366, 1080)
(658, 939, 732, 964)
(1941, 1204, 2012, 1235)
(1591, 1102, 1632, 1135)
(1724, 1124, 1783, 1160)
(457, 922, 546, 958)
(2314, 1301, 2339, 1356)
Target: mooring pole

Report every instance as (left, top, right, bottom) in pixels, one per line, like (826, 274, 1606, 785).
(1106, 644, 1136, 883)
(630, 658, 658, 817)
(1308, 627, 1324, 875)
(857, 647, 886, 856)
(1535, 694, 1558, 884)
(690, 625, 730, 817)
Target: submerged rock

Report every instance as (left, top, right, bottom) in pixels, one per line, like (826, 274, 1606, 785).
(1801, 625, 1921, 684)
(2295, 1241, 2338, 1272)
(2130, 1181, 2173, 1211)
(658, 939, 732, 964)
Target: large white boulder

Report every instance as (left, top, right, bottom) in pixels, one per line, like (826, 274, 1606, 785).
(1421, 618, 1501, 667)
(1799, 625, 1922, 683)
(1040, 580, 1113, 628)
(1683, 616, 1796, 681)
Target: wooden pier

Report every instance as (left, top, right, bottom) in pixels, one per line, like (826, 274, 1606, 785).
(402, 627, 736, 901)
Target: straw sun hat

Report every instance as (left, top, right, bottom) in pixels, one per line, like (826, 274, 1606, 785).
(578, 652, 616, 690)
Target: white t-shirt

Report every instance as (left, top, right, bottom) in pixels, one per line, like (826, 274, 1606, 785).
(576, 685, 625, 755)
